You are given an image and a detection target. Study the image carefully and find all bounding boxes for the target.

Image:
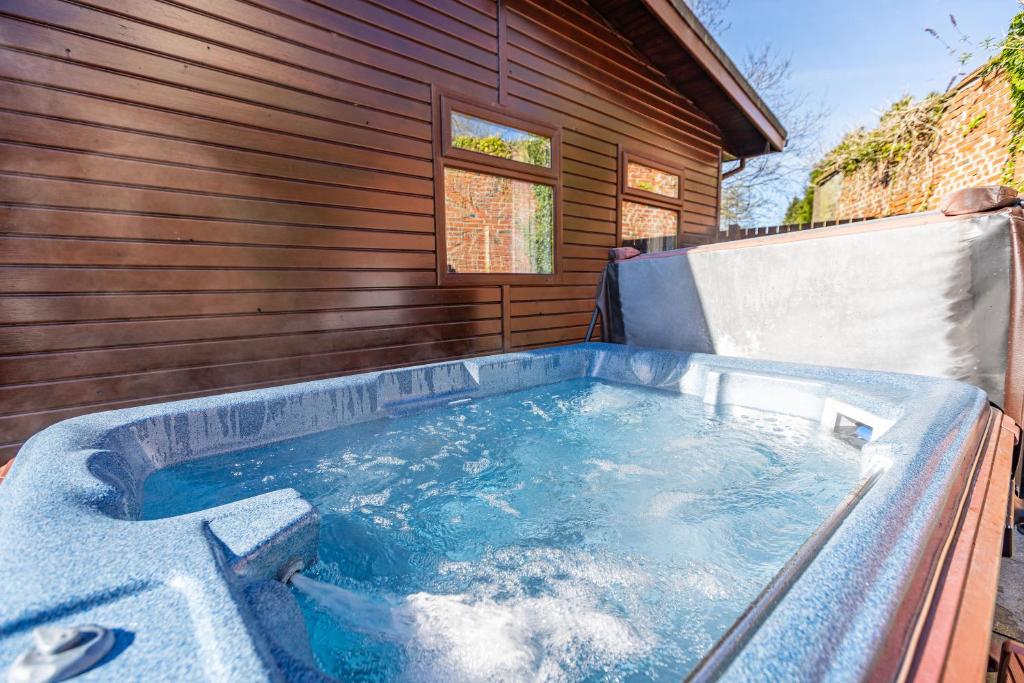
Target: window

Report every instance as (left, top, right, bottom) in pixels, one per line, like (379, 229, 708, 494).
(621, 200, 679, 253)
(437, 96, 560, 283)
(626, 161, 679, 198)
(444, 168, 553, 275)
(620, 152, 683, 254)
(450, 112, 552, 168)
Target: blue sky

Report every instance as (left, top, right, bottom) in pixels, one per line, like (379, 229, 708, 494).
(708, 0, 1020, 219)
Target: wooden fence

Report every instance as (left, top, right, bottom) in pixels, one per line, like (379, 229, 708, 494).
(721, 216, 879, 242)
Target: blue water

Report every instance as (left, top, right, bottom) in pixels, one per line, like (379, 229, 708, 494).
(143, 378, 861, 682)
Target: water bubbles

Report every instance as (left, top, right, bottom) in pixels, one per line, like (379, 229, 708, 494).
(475, 492, 519, 517)
(347, 489, 390, 510)
(462, 457, 490, 475)
(145, 377, 861, 681)
(401, 591, 645, 682)
(585, 459, 658, 478)
(360, 455, 406, 470)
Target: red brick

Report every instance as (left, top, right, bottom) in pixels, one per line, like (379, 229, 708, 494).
(824, 67, 1021, 220)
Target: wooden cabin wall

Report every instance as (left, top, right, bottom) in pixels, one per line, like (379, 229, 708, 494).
(0, 0, 725, 464)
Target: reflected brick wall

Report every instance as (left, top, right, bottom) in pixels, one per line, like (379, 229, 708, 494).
(444, 168, 541, 273)
(622, 200, 678, 241)
(626, 163, 679, 198)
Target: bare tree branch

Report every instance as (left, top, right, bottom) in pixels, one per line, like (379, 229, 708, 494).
(687, 0, 731, 36)
(685, 0, 830, 227)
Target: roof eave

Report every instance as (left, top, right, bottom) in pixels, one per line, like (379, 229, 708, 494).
(642, 0, 788, 155)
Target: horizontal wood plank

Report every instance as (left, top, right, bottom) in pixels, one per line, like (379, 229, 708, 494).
(0, 0, 723, 462)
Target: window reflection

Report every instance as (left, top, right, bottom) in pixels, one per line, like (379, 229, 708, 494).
(450, 111, 552, 168)
(622, 200, 678, 253)
(445, 167, 554, 274)
(626, 161, 679, 199)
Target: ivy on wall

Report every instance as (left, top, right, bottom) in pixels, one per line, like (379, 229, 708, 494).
(781, 11, 1024, 219)
(779, 93, 948, 221)
(999, 12, 1024, 186)
(812, 94, 948, 186)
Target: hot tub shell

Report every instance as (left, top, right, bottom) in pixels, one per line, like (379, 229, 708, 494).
(0, 343, 1007, 681)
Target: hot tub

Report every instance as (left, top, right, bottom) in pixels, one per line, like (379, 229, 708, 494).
(0, 343, 995, 681)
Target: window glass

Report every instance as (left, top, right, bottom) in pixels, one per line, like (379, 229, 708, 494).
(444, 167, 554, 274)
(622, 200, 679, 253)
(450, 111, 552, 168)
(626, 161, 679, 198)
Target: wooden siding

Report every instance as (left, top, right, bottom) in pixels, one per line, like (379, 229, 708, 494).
(0, 0, 724, 464)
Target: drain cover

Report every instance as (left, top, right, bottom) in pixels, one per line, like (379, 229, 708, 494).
(7, 625, 114, 683)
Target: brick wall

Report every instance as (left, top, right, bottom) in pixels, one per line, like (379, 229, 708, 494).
(626, 162, 679, 199)
(621, 199, 679, 242)
(819, 65, 1023, 220)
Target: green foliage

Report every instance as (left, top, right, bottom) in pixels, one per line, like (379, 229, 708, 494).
(927, 11, 1024, 186)
(998, 12, 1024, 186)
(452, 134, 552, 168)
(783, 187, 814, 224)
(528, 185, 553, 273)
(785, 87, 949, 214)
(521, 136, 552, 169)
(452, 134, 514, 159)
(963, 111, 987, 135)
(524, 139, 553, 273)
(812, 93, 947, 182)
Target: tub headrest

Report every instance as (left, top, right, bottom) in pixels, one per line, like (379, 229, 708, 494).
(939, 185, 1019, 216)
(608, 246, 641, 261)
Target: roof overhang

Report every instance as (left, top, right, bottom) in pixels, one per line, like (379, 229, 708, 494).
(590, 0, 787, 158)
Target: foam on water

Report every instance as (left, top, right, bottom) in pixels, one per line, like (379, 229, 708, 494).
(290, 572, 644, 682)
(143, 378, 861, 681)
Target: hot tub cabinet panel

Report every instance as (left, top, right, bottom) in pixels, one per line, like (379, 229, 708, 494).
(0, 343, 1009, 681)
(897, 410, 1016, 683)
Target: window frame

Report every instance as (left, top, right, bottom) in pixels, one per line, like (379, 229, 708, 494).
(434, 93, 562, 286)
(617, 150, 685, 252)
(621, 151, 684, 205)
